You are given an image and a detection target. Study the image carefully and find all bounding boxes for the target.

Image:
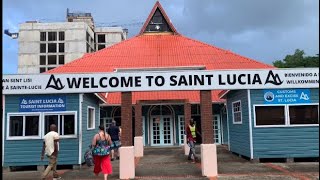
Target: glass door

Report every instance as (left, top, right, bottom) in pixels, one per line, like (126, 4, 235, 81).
(150, 116, 173, 146)
(178, 116, 185, 145)
(213, 115, 221, 144)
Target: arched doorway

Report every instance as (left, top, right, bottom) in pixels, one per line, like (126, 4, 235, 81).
(111, 106, 135, 127)
(111, 106, 135, 143)
(149, 105, 174, 146)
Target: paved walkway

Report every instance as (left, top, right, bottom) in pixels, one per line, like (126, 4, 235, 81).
(3, 145, 319, 180)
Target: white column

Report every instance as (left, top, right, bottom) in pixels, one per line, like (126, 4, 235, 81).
(119, 146, 135, 179)
(184, 135, 189, 155)
(201, 144, 218, 177)
(134, 136, 144, 157)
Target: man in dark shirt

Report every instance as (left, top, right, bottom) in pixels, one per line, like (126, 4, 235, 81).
(107, 120, 121, 161)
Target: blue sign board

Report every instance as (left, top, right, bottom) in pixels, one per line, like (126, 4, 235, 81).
(264, 89, 311, 104)
(19, 96, 66, 112)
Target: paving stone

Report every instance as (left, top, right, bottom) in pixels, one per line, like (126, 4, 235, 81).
(2, 145, 319, 180)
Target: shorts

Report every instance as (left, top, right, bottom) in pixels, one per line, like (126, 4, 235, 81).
(111, 140, 121, 150)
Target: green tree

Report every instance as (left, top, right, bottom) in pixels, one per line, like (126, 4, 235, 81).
(273, 49, 319, 68)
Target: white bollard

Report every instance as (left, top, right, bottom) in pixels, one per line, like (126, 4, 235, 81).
(119, 146, 135, 179)
(201, 144, 218, 177)
(184, 135, 189, 155)
(134, 136, 144, 157)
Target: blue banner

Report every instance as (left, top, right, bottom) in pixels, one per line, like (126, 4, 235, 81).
(264, 89, 311, 104)
(19, 96, 66, 112)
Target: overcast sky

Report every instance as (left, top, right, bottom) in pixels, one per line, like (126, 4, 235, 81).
(3, 0, 319, 74)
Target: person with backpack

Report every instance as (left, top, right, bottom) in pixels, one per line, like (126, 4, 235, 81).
(107, 120, 121, 161)
(91, 125, 113, 180)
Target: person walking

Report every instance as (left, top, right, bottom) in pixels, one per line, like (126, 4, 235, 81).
(91, 125, 113, 180)
(107, 120, 121, 161)
(186, 118, 201, 163)
(40, 124, 61, 180)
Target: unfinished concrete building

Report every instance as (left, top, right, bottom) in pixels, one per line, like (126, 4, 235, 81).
(15, 9, 128, 74)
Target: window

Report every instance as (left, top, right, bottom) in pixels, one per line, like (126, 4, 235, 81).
(48, 55, 57, 65)
(44, 113, 76, 136)
(59, 55, 65, 65)
(86, 32, 89, 42)
(98, 34, 105, 43)
(58, 43, 64, 53)
(59, 31, 65, 41)
(47, 67, 56, 71)
(62, 115, 75, 135)
(40, 56, 46, 65)
(40, 67, 46, 73)
(9, 116, 23, 136)
(8, 114, 40, 139)
(289, 105, 319, 125)
(98, 44, 105, 50)
(45, 115, 58, 134)
(40, 32, 46, 41)
(232, 101, 242, 124)
(255, 104, 319, 127)
(145, 9, 172, 33)
(48, 32, 57, 41)
(59, 43, 64, 53)
(87, 107, 95, 130)
(48, 43, 57, 53)
(255, 106, 285, 126)
(191, 104, 201, 115)
(91, 37, 94, 47)
(40, 43, 46, 53)
(86, 43, 90, 53)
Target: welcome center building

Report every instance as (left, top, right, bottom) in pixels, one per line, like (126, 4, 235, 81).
(2, 2, 319, 177)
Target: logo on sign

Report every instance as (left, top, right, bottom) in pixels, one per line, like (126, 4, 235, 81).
(265, 70, 283, 85)
(21, 99, 28, 104)
(58, 98, 64, 103)
(300, 92, 309, 101)
(264, 91, 274, 102)
(46, 75, 65, 90)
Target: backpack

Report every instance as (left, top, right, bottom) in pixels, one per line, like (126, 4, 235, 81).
(92, 133, 111, 156)
(84, 146, 94, 167)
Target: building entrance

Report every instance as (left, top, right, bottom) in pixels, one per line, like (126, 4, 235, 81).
(150, 116, 174, 146)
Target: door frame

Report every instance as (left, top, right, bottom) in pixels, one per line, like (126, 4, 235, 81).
(142, 116, 145, 146)
(213, 114, 222, 144)
(177, 115, 185, 145)
(150, 115, 174, 146)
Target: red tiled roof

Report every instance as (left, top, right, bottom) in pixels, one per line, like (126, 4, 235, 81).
(47, 2, 274, 105)
(48, 35, 273, 74)
(106, 91, 225, 104)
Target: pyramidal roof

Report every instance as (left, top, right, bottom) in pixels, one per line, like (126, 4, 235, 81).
(46, 1, 274, 104)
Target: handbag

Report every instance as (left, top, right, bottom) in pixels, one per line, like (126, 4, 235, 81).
(84, 145, 94, 166)
(92, 133, 111, 156)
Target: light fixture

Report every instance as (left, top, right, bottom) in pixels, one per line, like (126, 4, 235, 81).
(155, 25, 160, 30)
